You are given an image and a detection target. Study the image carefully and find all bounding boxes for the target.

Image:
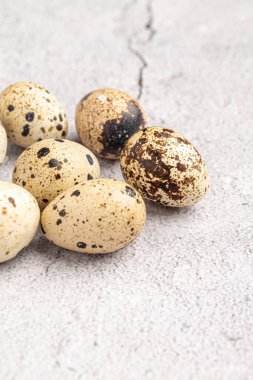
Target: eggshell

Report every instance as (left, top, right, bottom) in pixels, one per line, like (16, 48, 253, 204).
(120, 127, 210, 207)
(0, 82, 68, 148)
(13, 138, 100, 210)
(75, 88, 146, 160)
(0, 181, 40, 263)
(0, 122, 7, 163)
(41, 178, 146, 254)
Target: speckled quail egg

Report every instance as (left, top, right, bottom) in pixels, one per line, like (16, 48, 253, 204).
(120, 127, 210, 207)
(0, 181, 40, 263)
(0, 82, 68, 148)
(41, 178, 146, 254)
(13, 138, 100, 210)
(75, 88, 147, 160)
(0, 122, 7, 163)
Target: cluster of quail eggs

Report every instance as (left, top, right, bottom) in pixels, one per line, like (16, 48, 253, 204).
(0, 82, 210, 263)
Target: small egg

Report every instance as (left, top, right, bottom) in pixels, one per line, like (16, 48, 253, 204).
(120, 127, 210, 207)
(0, 181, 40, 263)
(0, 82, 68, 148)
(41, 178, 146, 254)
(13, 138, 100, 210)
(0, 122, 7, 163)
(75, 88, 147, 160)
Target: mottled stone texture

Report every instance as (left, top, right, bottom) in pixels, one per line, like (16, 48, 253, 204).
(0, 0, 252, 379)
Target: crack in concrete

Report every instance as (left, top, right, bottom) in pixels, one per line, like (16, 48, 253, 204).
(146, 0, 156, 41)
(128, 38, 147, 100)
(45, 251, 61, 275)
(126, 0, 156, 100)
(45, 258, 57, 275)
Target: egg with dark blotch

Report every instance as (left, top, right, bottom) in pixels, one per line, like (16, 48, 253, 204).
(75, 88, 147, 160)
(41, 178, 146, 254)
(0, 82, 68, 148)
(0, 181, 40, 263)
(13, 138, 100, 210)
(120, 126, 210, 207)
(0, 122, 7, 163)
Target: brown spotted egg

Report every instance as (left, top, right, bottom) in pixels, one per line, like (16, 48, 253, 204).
(120, 127, 210, 207)
(75, 88, 147, 160)
(0, 122, 7, 163)
(13, 138, 100, 210)
(41, 178, 146, 254)
(0, 181, 40, 263)
(0, 82, 68, 148)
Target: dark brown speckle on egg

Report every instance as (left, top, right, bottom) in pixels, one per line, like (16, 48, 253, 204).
(37, 147, 50, 158)
(25, 112, 35, 122)
(21, 124, 30, 137)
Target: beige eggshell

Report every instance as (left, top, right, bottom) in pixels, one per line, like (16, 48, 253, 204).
(120, 126, 210, 207)
(0, 122, 7, 163)
(0, 82, 68, 148)
(0, 181, 40, 263)
(13, 138, 100, 210)
(75, 88, 147, 160)
(41, 178, 146, 254)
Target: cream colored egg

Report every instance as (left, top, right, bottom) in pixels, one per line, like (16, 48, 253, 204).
(0, 82, 68, 148)
(41, 178, 146, 254)
(13, 138, 100, 210)
(0, 122, 7, 163)
(120, 127, 210, 207)
(75, 88, 147, 160)
(0, 181, 40, 263)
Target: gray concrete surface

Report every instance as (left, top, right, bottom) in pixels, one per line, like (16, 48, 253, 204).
(0, 0, 253, 379)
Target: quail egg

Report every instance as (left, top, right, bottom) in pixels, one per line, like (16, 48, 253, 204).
(41, 178, 146, 253)
(0, 82, 68, 148)
(0, 122, 7, 163)
(0, 181, 40, 263)
(120, 127, 210, 207)
(75, 88, 146, 159)
(13, 138, 100, 210)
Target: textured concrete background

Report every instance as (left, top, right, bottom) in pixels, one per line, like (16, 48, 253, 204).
(0, 0, 253, 379)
